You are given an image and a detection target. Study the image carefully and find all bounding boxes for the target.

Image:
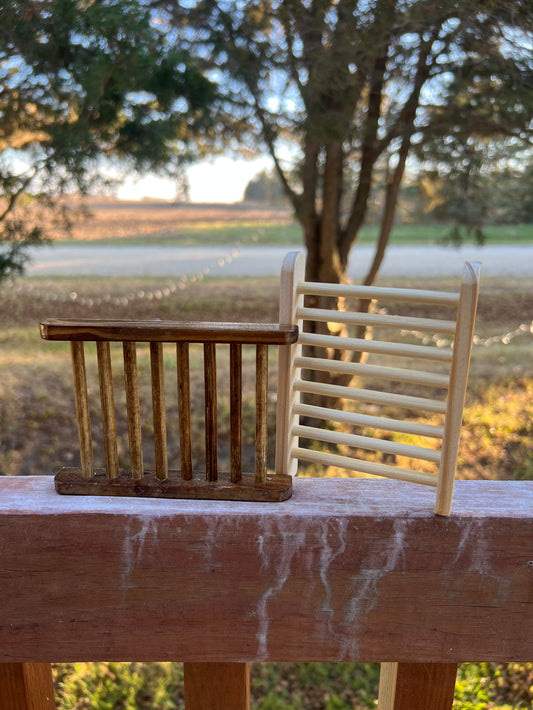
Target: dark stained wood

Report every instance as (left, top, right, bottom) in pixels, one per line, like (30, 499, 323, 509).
(255, 344, 268, 484)
(1, 478, 531, 663)
(40, 319, 298, 345)
(70, 341, 94, 479)
(96, 341, 119, 479)
(177, 342, 193, 480)
(0, 663, 56, 710)
(150, 341, 168, 481)
(123, 342, 143, 479)
(184, 663, 250, 710)
(204, 342, 218, 482)
(393, 664, 458, 710)
(230, 343, 242, 484)
(54, 467, 292, 502)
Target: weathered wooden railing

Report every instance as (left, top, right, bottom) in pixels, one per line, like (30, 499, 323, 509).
(39, 319, 297, 501)
(0, 478, 531, 709)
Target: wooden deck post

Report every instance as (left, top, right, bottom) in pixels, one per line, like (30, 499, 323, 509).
(184, 662, 250, 710)
(0, 663, 56, 710)
(391, 663, 458, 710)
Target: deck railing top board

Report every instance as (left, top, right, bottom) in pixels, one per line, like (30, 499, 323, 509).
(0, 477, 531, 664)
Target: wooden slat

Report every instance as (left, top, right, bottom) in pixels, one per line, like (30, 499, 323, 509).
(297, 281, 460, 306)
(0, 663, 56, 710)
(55, 468, 292, 502)
(296, 307, 457, 334)
(177, 342, 193, 481)
(150, 342, 168, 481)
(123, 342, 143, 479)
(293, 425, 441, 463)
(294, 379, 447, 414)
(40, 319, 298, 345)
(392, 663, 458, 710)
(436, 262, 481, 517)
(275, 251, 306, 477)
(295, 356, 450, 388)
(230, 343, 242, 484)
(299, 332, 453, 362)
(96, 341, 119, 480)
(184, 663, 250, 710)
(292, 447, 438, 486)
(255, 344, 268, 484)
(204, 342, 218, 482)
(70, 341, 94, 479)
(293, 403, 444, 439)
(1, 477, 531, 662)
(378, 662, 398, 710)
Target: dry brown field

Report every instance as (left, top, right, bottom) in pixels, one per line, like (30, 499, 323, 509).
(52, 197, 294, 240)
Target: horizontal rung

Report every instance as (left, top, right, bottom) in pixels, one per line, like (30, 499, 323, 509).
(297, 281, 460, 306)
(40, 319, 298, 345)
(299, 333, 453, 362)
(293, 403, 444, 439)
(291, 447, 439, 487)
(296, 307, 457, 334)
(293, 425, 442, 463)
(294, 379, 447, 414)
(295, 356, 450, 389)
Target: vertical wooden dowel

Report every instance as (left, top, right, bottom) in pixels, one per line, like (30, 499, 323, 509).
(150, 341, 168, 481)
(255, 343, 268, 484)
(177, 342, 193, 480)
(96, 341, 119, 479)
(230, 343, 242, 483)
(0, 662, 57, 710)
(70, 341, 94, 479)
(204, 342, 218, 481)
(123, 342, 143, 480)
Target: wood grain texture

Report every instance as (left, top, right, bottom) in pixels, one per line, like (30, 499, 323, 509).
(436, 262, 481, 517)
(393, 663, 458, 710)
(96, 341, 119, 479)
(255, 344, 268, 484)
(150, 342, 168, 481)
(54, 468, 292, 502)
(230, 343, 242, 484)
(184, 663, 250, 710)
(297, 281, 460, 306)
(204, 342, 218, 482)
(40, 319, 298, 345)
(177, 342, 193, 481)
(1, 477, 531, 663)
(123, 342, 143, 479)
(70, 342, 94, 479)
(0, 663, 56, 710)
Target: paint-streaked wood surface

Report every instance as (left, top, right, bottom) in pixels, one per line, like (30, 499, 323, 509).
(0, 477, 530, 663)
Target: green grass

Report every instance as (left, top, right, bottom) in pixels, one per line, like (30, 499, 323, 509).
(57, 222, 533, 247)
